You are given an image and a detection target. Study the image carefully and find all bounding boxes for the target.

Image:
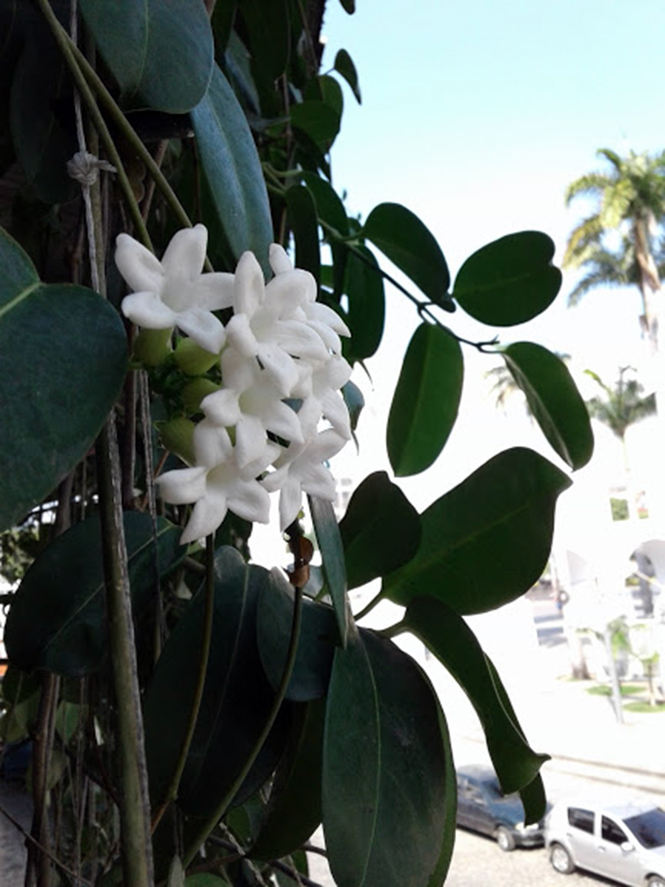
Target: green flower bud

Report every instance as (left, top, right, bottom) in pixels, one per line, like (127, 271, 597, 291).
(133, 328, 173, 367)
(182, 379, 221, 414)
(175, 337, 220, 375)
(159, 417, 196, 466)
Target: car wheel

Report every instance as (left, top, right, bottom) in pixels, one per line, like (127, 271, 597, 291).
(496, 826, 516, 852)
(647, 877, 665, 887)
(550, 843, 574, 874)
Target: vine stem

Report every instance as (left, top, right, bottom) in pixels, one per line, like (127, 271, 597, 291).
(182, 586, 304, 868)
(353, 589, 385, 622)
(150, 536, 217, 833)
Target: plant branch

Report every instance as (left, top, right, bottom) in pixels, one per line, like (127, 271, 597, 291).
(353, 589, 385, 622)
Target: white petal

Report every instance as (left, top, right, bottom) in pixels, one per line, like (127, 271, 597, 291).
(161, 224, 207, 280)
(241, 441, 281, 480)
(265, 269, 316, 316)
(262, 400, 305, 444)
(306, 301, 351, 336)
(181, 492, 228, 544)
(177, 309, 226, 354)
(191, 272, 235, 310)
(156, 466, 207, 504)
(306, 320, 342, 354)
(320, 389, 352, 439)
(273, 320, 330, 361)
(193, 421, 233, 467)
(235, 414, 269, 469)
(234, 251, 265, 316)
(299, 463, 336, 501)
(261, 463, 290, 493)
(115, 234, 164, 293)
(257, 343, 299, 394)
(121, 291, 177, 329)
(200, 388, 241, 426)
(269, 243, 293, 275)
(221, 346, 259, 391)
(226, 313, 258, 358)
(227, 479, 272, 523)
(278, 478, 303, 531)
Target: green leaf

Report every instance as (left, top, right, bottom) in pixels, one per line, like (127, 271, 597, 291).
(402, 597, 549, 796)
(238, 0, 290, 85)
(453, 231, 562, 326)
(285, 184, 321, 284)
(363, 203, 450, 305)
(143, 547, 290, 817)
(0, 228, 127, 533)
(291, 101, 341, 150)
(185, 875, 231, 886)
(323, 629, 455, 887)
(387, 323, 463, 477)
(250, 699, 325, 861)
(342, 246, 385, 363)
(191, 64, 273, 273)
(338, 0, 356, 12)
(79, 0, 213, 113)
(5, 514, 185, 676)
(334, 49, 361, 103)
(502, 342, 594, 470)
(301, 172, 349, 236)
(339, 472, 421, 589)
(342, 379, 365, 434)
(382, 447, 571, 614)
(308, 496, 349, 648)
(257, 575, 336, 701)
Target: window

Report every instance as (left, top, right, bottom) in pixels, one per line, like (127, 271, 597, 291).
(602, 817, 627, 845)
(568, 808, 594, 834)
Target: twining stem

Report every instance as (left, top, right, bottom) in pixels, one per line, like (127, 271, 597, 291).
(27, 674, 60, 887)
(150, 536, 216, 833)
(353, 589, 385, 622)
(182, 587, 304, 868)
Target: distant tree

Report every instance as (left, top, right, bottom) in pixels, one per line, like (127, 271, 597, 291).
(585, 366, 656, 454)
(564, 148, 665, 351)
(486, 352, 570, 414)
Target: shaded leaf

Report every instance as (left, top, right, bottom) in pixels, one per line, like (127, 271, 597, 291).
(334, 49, 361, 103)
(257, 574, 336, 701)
(185, 875, 231, 886)
(339, 472, 420, 589)
(143, 547, 290, 817)
(308, 496, 348, 648)
(342, 246, 385, 363)
(0, 228, 127, 533)
(239, 0, 290, 85)
(291, 101, 341, 150)
(323, 629, 454, 887)
(453, 231, 562, 326)
(502, 342, 594, 469)
(79, 0, 213, 113)
(363, 203, 450, 305)
(338, 0, 356, 12)
(301, 172, 349, 236)
(382, 447, 571, 614)
(402, 597, 549, 796)
(191, 64, 273, 273)
(250, 699, 325, 860)
(342, 379, 365, 434)
(5, 514, 185, 676)
(285, 184, 320, 284)
(387, 323, 463, 477)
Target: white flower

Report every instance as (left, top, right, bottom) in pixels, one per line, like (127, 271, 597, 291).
(200, 347, 304, 469)
(225, 250, 330, 393)
(156, 420, 276, 544)
(294, 353, 353, 439)
(115, 225, 234, 354)
(262, 429, 348, 531)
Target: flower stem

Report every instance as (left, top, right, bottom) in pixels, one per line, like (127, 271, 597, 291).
(182, 586, 304, 868)
(353, 589, 386, 622)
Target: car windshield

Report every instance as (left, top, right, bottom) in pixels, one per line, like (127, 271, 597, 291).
(624, 808, 665, 849)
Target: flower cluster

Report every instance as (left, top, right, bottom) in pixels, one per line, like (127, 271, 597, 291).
(115, 225, 352, 543)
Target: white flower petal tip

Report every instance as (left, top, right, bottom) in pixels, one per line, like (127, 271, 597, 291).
(269, 243, 294, 275)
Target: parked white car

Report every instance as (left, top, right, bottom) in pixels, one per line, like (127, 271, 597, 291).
(545, 800, 665, 887)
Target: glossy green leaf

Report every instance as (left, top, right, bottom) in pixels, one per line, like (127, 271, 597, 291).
(185, 875, 231, 886)
(342, 246, 385, 363)
(309, 496, 349, 648)
(339, 472, 421, 589)
(338, 0, 356, 13)
(285, 184, 321, 284)
(334, 49, 361, 103)
(250, 699, 325, 861)
(239, 0, 290, 84)
(453, 231, 562, 326)
(502, 342, 594, 470)
(383, 447, 571, 614)
(363, 203, 450, 305)
(291, 101, 341, 150)
(342, 379, 365, 434)
(143, 547, 290, 817)
(387, 323, 463, 477)
(79, 0, 213, 112)
(191, 64, 273, 272)
(301, 172, 349, 236)
(257, 573, 336, 701)
(0, 228, 128, 533)
(5, 514, 184, 676)
(402, 597, 549, 795)
(323, 629, 454, 887)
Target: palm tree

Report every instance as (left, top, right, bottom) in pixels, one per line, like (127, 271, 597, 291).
(564, 148, 665, 351)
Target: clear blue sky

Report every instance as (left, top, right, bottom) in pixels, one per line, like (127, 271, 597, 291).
(323, 0, 665, 371)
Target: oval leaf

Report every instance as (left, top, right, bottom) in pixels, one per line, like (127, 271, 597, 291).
(387, 323, 463, 477)
(285, 184, 321, 284)
(453, 231, 562, 326)
(191, 64, 273, 272)
(383, 447, 571, 614)
(301, 172, 349, 237)
(342, 246, 385, 364)
(308, 495, 349, 648)
(5, 514, 185, 676)
(339, 472, 421, 589)
(79, 0, 213, 113)
(323, 629, 455, 887)
(291, 100, 341, 150)
(363, 203, 450, 305)
(0, 228, 128, 533)
(503, 342, 594, 469)
(334, 49, 361, 104)
(402, 596, 549, 797)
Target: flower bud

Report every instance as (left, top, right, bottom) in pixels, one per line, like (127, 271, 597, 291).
(182, 379, 221, 414)
(158, 417, 196, 466)
(175, 338, 221, 375)
(133, 328, 173, 366)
